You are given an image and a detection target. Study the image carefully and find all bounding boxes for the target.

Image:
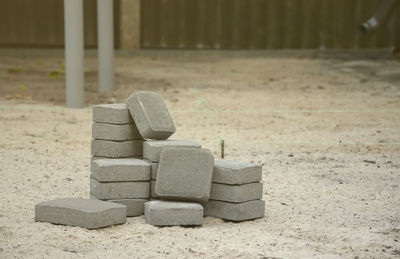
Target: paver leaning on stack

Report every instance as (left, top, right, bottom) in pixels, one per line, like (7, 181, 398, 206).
(204, 160, 265, 221)
(90, 103, 150, 216)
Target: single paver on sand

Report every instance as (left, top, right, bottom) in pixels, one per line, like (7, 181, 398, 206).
(91, 139, 143, 158)
(204, 199, 265, 222)
(155, 147, 214, 203)
(91, 158, 150, 182)
(35, 198, 126, 229)
(92, 123, 142, 141)
(126, 91, 176, 140)
(143, 140, 201, 162)
(144, 200, 204, 226)
(213, 160, 262, 185)
(93, 103, 134, 124)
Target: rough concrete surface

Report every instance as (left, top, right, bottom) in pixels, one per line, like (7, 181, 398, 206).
(204, 199, 265, 222)
(213, 160, 262, 185)
(90, 177, 150, 199)
(1, 55, 400, 258)
(149, 161, 158, 180)
(155, 147, 214, 203)
(143, 139, 201, 162)
(35, 198, 126, 229)
(150, 180, 159, 198)
(90, 195, 147, 217)
(91, 139, 143, 158)
(209, 182, 263, 203)
(91, 158, 150, 182)
(92, 103, 134, 124)
(127, 91, 176, 139)
(92, 122, 142, 141)
(144, 200, 204, 226)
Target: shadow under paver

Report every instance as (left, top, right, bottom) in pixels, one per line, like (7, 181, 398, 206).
(35, 198, 126, 229)
(209, 182, 263, 203)
(91, 139, 143, 158)
(93, 103, 134, 124)
(143, 140, 201, 162)
(204, 199, 265, 222)
(91, 158, 150, 182)
(90, 177, 150, 199)
(92, 123, 142, 141)
(213, 160, 262, 185)
(127, 91, 176, 140)
(144, 200, 203, 226)
(155, 147, 214, 203)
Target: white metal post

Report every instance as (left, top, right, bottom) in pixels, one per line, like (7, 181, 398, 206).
(97, 0, 115, 92)
(64, 0, 84, 108)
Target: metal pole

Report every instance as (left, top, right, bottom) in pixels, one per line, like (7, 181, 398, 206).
(97, 0, 114, 92)
(64, 0, 84, 108)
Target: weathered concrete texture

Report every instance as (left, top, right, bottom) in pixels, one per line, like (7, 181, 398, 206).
(150, 161, 158, 179)
(91, 158, 150, 182)
(90, 177, 150, 199)
(144, 200, 204, 226)
(91, 139, 143, 158)
(92, 123, 142, 141)
(143, 140, 201, 162)
(126, 91, 176, 140)
(204, 199, 265, 222)
(35, 198, 126, 229)
(93, 103, 134, 124)
(155, 147, 214, 203)
(90, 155, 143, 171)
(209, 182, 263, 203)
(213, 160, 262, 185)
(150, 180, 159, 198)
(90, 195, 146, 217)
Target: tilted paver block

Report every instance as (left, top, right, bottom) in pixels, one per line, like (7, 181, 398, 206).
(92, 123, 142, 141)
(92, 158, 150, 182)
(213, 160, 262, 185)
(126, 91, 176, 140)
(150, 180, 159, 198)
(90, 177, 150, 199)
(90, 195, 146, 217)
(155, 147, 214, 203)
(35, 198, 126, 229)
(144, 200, 203, 226)
(209, 182, 263, 203)
(91, 139, 143, 158)
(204, 199, 265, 222)
(143, 140, 201, 162)
(93, 103, 134, 124)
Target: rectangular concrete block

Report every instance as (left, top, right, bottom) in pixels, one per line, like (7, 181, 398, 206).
(126, 91, 176, 140)
(91, 158, 150, 182)
(91, 139, 143, 158)
(93, 103, 134, 124)
(90, 177, 150, 199)
(143, 140, 201, 162)
(204, 199, 265, 222)
(213, 160, 262, 185)
(90, 195, 146, 217)
(155, 147, 214, 203)
(90, 155, 143, 171)
(144, 200, 203, 226)
(150, 180, 159, 198)
(149, 161, 158, 180)
(209, 182, 263, 203)
(35, 198, 126, 229)
(92, 123, 142, 141)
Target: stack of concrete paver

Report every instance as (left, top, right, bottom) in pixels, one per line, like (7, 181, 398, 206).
(35, 91, 265, 229)
(90, 103, 150, 216)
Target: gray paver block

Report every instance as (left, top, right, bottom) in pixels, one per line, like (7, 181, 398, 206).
(150, 180, 159, 198)
(93, 103, 134, 124)
(35, 198, 126, 229)
(126, 91, 176, 140)
(150, 162, 158, 179)
(155, 147, 214, 203)
(144, 200, 203, 226)
(204, 199, 265, 222)
(92, 123, 142, 141)
(90, 156, 143, 171)
(90, 177, 150, 199)
(90, 195, 146, 217)
(91, 158, 150, 182)
(91, 139, 143, 158)
(209, 182, 263, 203)
(213, 160, 262, 185)
(143, 140, 201, 162)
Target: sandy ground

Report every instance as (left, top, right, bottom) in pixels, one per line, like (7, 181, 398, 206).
(0, 53, 399, 258)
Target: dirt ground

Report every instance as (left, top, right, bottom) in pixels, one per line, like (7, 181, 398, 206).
(0, 52, 399, 258)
